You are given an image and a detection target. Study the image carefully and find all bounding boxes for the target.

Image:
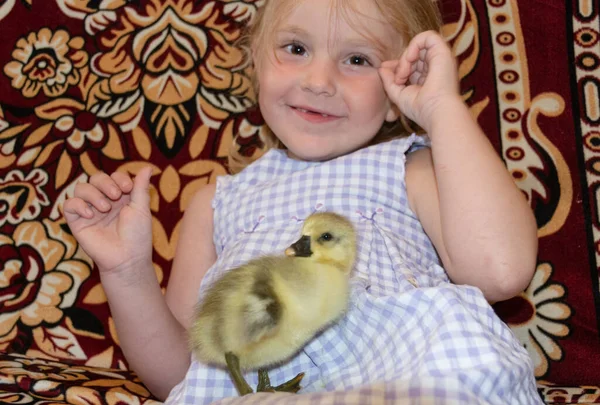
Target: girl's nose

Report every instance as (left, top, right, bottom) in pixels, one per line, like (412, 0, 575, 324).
(301, 58, 337, 97)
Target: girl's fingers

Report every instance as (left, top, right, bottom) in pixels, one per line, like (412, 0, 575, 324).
(379, 66, 403, 102)
(393, 54, 414, 85)
(402, 32, 430, 64)
(380, 60, 399, 70)
(69, 170, 140, 216)
(111, 171, 134, 193)
(403, 31, 446, 70)
(409, 70, 423, 86)
(63, 197, 94, 221)
(73, 182, 114, 212)
(378, 65, 395, 84)
(90, 171, 122, 200)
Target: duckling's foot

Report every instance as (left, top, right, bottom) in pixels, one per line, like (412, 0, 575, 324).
(256, 369, 275, 392)
(256, 369, 305, 393)
(225, 352, 254, 396)
(274, 372, 304, 393)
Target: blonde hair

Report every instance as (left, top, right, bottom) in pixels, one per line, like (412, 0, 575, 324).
(228, 0, 442, 173)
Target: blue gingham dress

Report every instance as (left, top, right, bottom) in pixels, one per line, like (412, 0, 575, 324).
(165, 135, 542, 405)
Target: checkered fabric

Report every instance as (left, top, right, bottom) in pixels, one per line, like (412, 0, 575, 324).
(165, 135, 542, 405)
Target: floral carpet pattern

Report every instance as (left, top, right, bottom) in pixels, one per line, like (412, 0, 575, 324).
(0, 0, 598, 404)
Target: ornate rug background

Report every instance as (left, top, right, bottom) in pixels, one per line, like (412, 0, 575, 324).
(0, 0, 598, 403)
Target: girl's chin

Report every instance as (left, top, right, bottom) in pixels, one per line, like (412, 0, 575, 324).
(285, 147, 338, 162)
(281, 135, 370, 161)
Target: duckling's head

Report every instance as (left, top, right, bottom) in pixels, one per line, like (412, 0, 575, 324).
(285, 212, 356, 273)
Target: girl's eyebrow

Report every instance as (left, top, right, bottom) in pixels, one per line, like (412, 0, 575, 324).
(277, 25, 309, 36)
(342, 39, 379, 50)
(339, 38, 386, 60)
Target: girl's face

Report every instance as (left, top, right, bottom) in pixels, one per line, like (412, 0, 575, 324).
(256, 0, 399, 161)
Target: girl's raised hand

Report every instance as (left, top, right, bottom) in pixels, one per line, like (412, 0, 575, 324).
(379, 30, 460, 133)
(63, 167, 154, 276)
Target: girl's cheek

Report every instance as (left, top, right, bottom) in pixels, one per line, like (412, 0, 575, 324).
(267, 59, 301, 77)
(343, 74, 384, 93)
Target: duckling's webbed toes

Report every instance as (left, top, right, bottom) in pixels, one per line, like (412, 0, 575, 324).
(273, 372, 305, 393)
(255, 370, 304, 393)
(256, 369, 275, 392)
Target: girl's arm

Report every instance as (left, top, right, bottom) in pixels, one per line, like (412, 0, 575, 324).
(110, 184, 217, 400)
(404, 110, 538, 302)
(380, 31, 538, 302)
(165, 184, 218, 330)
(64, 171, 217, 399)
(99, 259, 191, 400)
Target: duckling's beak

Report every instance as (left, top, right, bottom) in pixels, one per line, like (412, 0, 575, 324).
(285, 235, 312, 257)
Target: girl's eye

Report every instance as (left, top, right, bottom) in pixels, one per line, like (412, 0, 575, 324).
(347, 55, 371, 66)
(285, 43, 306, 56)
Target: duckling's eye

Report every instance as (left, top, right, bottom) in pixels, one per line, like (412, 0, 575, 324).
(319, 232, 334, 242)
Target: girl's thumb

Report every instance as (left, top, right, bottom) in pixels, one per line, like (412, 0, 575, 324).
(130, 166, 153, 207)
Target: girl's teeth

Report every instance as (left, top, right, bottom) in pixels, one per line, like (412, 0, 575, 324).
(295, 107, 329, 117)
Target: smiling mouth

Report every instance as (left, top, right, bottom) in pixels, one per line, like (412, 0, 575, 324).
(294, 107, 333, 117)
(290, 106, 342, 122)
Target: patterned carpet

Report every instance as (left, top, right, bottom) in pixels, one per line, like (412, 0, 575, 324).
(0, 0, 598, 403)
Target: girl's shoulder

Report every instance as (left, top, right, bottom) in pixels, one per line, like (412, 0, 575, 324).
(348, 133, 431, 170)
(360, 133, 430, 158)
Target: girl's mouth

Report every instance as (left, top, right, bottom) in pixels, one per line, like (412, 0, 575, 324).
(290, 106, 342, 123)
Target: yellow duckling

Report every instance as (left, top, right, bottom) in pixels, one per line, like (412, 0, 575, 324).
(189, 212, 356, 395)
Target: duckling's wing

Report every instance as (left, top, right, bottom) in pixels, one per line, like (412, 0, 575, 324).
(242, 266, 281, 344)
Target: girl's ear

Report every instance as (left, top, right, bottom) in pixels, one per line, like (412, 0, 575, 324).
(385, 103, 400, 122)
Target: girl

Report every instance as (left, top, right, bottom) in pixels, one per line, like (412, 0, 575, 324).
(63, 0, 542, 403)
